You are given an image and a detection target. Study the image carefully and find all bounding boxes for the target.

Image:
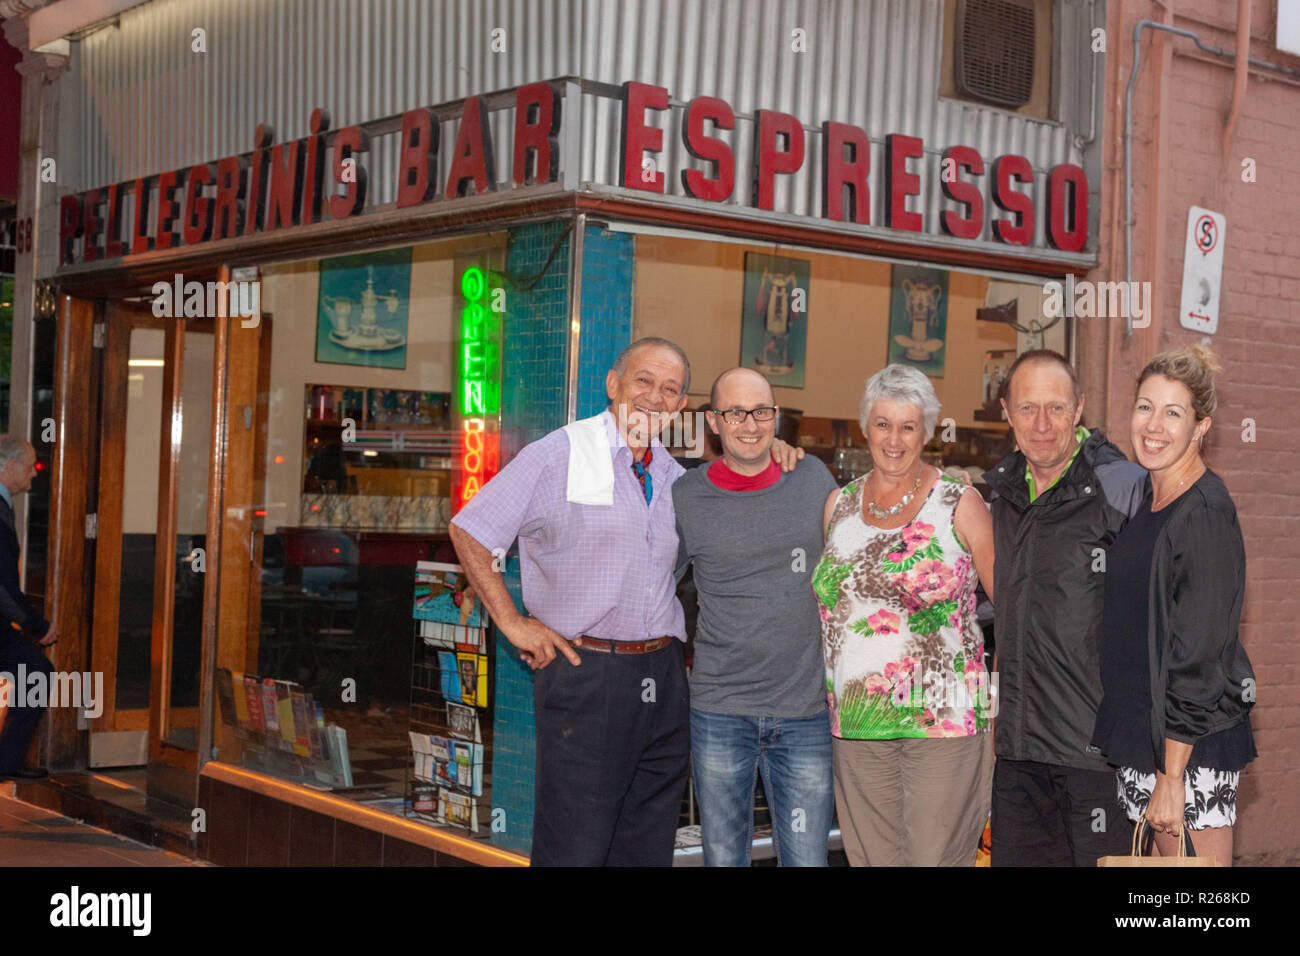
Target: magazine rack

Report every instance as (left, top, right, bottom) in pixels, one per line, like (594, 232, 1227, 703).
(407, 561, 492, 835)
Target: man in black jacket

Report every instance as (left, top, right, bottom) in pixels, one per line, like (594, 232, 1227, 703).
(984, 351, 1144, 866)
(0, 436, 57, 781)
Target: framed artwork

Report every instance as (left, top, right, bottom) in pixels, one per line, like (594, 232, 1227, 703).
(315, 246, 413, 369)
(740, 252, 809, 389)
(888, 264, 949, 376)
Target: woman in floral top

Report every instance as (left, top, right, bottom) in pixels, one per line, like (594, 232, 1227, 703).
(815, 364, 996, 866)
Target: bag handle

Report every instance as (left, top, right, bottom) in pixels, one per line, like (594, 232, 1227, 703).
(1132, 816, 1198, 858)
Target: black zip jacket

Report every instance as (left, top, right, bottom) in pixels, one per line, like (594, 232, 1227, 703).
(0, 496, 50, 636)
(1145, 469, 1254, 773)
(984, 431, 1145, 770)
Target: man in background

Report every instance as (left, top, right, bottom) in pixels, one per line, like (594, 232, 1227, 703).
(0, 436, 57, 781)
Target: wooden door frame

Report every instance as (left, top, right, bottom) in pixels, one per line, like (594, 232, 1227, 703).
(149, 307, 223, 774)
(47, 270, 264, 788)
(89, 303, 165, 735)
(203, 280, 272, 771)
(42, 295, 97, 770)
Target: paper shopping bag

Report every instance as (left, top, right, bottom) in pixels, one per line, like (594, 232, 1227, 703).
(1098, 818, 1219, 866)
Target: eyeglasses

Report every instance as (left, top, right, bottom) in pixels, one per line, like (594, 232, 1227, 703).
(713, 406, 778, 425)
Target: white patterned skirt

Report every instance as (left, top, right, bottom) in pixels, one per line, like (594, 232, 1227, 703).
(1117, 766, 1240, 830)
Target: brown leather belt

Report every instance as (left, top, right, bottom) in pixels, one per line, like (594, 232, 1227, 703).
(577, 636, 675, 654)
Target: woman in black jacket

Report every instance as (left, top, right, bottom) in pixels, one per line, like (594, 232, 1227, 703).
(1091, 345, 1256, 864)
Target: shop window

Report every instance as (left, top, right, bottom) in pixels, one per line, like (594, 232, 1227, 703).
(630, 233, 1067, 486)
(631, 234, 1069, 837)
(23, 288, 56, 599)
(211, 233, 509, 841)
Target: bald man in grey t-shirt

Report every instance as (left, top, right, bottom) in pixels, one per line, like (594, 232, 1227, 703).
(673, 369, 836, 867)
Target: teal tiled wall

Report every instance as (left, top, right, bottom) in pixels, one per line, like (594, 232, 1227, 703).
(576, 224, 635, 417)
(487, 219, 635, 858)
(488, 220, 572, 856)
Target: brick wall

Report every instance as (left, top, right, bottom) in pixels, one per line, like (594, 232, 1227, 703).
(1080, 0, 1300, 864)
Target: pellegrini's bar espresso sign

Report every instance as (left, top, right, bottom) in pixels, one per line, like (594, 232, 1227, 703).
(58, 79, 1091, 267)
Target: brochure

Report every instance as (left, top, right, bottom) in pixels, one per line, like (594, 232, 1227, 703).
(414, 561, 485, 627)
(437, 787, 478, 832)
(446, 701, 481, 742)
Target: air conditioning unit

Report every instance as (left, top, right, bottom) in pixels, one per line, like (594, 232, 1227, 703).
(955, 0, 1037, 108)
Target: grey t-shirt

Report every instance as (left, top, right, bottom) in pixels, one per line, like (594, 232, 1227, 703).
(672, 456, 838, 717)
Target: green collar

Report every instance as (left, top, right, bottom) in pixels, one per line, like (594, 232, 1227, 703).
(1026, 426, 1090, 502)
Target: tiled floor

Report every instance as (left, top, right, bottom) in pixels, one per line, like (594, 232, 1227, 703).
(0, 790, 204, 867)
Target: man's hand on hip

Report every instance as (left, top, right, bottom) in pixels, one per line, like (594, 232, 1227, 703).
(504, 617, 582, 670)
(37, 623, 58, 646)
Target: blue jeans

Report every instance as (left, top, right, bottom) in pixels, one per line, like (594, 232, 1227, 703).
(690, 707, 834, 867)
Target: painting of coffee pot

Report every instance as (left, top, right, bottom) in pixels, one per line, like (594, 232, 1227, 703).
(316, 247, 413, 369)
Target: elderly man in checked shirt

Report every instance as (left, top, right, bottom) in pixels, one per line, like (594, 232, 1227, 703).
(450, 337, 799, 866)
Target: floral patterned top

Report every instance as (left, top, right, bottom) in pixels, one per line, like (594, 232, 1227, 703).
(814, 473, 990, 740)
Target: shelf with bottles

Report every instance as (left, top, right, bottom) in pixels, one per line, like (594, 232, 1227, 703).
(305, 384, 452, 431)
(304, 384, 455, 497)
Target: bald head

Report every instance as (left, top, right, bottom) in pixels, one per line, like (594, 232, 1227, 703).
(710, 367, 774, 410)
(707, 368, 779, 475)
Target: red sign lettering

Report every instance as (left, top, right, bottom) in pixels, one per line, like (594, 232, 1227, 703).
(513, 82, 561, 187)
(155, 170, 184, 251)
(884, 134, 923, 232)
(130, 177, 153, 254)
(940, 145, 984, 240)
(265, 140, 303, 229)
(619, 81, 669, 193)
(329, 125, 369, 220)
(822, 121, 871, 224)
(59, 194, 81, 265)
(445, 95, 496, 198)
(182, 163, 215, 246)
(681, 96, 735, 202)
(992, 154, 1035, 246)
(752, 110, 804, 211)
(104, 182, 126, 259)
(300, 108, 331, 225)
(1047, 163, 1088, 252)
(81, 189, 103, 261)
(396, 108, 438, 208)
(213, 156, 246, 239)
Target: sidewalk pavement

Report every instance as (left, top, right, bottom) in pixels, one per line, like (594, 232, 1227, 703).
(0, 789, 204, 867)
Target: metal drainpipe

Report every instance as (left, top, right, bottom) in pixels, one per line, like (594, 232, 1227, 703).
(1221, 0, 1252, 167)
(1124, 16, 1300, 338)
(1073, 0, 1101, 153)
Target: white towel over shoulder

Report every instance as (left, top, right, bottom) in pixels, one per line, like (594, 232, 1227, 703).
(562, 414, 616, 506)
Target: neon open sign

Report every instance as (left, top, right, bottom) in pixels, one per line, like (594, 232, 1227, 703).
(455, 264, 502, 509)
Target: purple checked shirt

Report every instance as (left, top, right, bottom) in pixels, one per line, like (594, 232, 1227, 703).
(450, 409, 687, 643)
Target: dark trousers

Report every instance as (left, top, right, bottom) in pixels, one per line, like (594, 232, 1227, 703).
(0, 628, 53, 773)
(991, 757, 1131, 866)
(530, 640, 689, 866)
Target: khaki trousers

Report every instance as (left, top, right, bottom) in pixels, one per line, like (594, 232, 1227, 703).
(833, 733, 994, 866)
